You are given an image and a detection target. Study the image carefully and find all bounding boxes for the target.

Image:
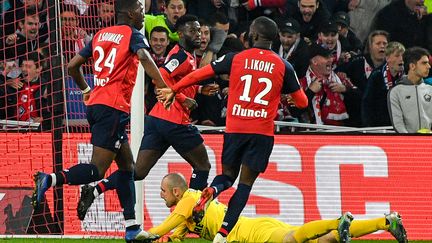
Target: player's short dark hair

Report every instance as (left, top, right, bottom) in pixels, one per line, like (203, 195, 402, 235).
(252, 16, 278, 41)
(115, 0, 136, 14)
(150, 26, 169, 37)
(403, 47, 430, 74)
(198, 18, 210, 28)
(165, 0, 186, 6)
(174, 14, 198, 31)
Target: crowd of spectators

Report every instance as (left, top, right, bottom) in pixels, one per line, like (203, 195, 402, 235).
(1, 0, 431, 132)
(1, 1, 51, 130)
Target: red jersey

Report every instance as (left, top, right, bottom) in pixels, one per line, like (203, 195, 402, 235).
(210, 48, 302, 136)
(17, 82, 40, 121)
(78, 25, 149, 113)
(149, 44, 198, 124)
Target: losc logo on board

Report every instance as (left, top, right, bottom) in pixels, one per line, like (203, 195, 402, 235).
(0, 188, 34, 235)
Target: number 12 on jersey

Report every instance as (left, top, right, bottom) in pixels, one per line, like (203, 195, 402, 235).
(239, 74, 272, 106)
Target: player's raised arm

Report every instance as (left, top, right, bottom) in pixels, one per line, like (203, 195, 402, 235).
(173, 64, 216, 92)
(137, 48, 168, 88)
(67, 53, 91, 102)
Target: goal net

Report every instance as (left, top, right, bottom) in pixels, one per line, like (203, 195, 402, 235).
(0, 0, 130, 238)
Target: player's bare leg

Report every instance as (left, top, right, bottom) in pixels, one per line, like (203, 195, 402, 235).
(134, 149, 165, 180)
(179, 143, 211, 190)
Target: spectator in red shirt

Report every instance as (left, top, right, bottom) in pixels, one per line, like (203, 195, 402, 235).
(15, 52, 50, 124)
(1, 52, 51, 129)
(299, 44, 355, 126)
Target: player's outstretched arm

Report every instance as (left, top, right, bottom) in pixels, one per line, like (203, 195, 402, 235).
(67, 54, 91, 103)
(157, 64, 217, 108)
(171, 64, 216, 92)
(166, 222, 189, 242)
(137, 48, 168, 89)
(148, 213, 188, 239)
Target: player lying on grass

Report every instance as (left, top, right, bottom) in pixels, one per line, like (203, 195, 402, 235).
(95, 173, 408, 243)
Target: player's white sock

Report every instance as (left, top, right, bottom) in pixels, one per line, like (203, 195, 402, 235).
(50, 173, 56, 187)
(125, 219, 137, 228)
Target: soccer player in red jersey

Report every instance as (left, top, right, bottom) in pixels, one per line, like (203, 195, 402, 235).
(75, 14, 218, 224)
(158, 16, 309, 243)
(32, 0, 165, 241)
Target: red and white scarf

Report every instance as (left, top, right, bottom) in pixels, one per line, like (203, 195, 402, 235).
(304, 68, 348, 125)
(382, 63, 402, 90)
(364, 59, 374, 79)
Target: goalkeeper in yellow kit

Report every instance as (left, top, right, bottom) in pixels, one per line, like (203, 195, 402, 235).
(135, 173, 408, 243)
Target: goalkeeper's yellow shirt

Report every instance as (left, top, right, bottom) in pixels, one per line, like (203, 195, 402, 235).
(148, 189, 299, 242)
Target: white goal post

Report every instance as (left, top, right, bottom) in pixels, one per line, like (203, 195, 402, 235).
(130, 0, 146, 226)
